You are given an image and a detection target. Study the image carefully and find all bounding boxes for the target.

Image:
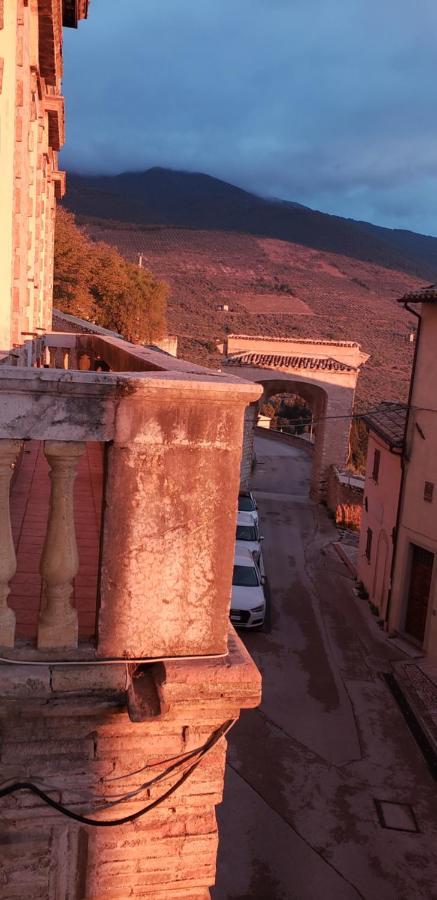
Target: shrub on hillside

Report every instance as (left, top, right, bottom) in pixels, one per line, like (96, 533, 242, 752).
(54, 209, 169, 343)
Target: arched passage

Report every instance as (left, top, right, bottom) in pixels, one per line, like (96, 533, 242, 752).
(223, 335, 369, 501)
(241, 376, 330, 499)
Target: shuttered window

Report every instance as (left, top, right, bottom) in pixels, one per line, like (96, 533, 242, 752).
(365, 528, 373, 561)
(372, 449, 381, 483)
(424, 482, 434, 503)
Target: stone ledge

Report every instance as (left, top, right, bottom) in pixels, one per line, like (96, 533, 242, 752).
(0, 631, 261, 708)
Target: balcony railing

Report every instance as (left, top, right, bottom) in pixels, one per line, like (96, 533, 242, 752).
(0, 332, 261, 660)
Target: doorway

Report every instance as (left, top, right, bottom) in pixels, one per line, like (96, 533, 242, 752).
(404, 544, 434, 644)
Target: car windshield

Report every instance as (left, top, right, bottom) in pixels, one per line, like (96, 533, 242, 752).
(233, 564, 259, 587)
(236, 525, 257, 542)
(238, 496, 255, 512)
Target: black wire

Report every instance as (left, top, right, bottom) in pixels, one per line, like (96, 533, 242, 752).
(0, 719, 233, 828)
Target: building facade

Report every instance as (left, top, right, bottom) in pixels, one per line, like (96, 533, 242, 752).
(0, 4, 262, 897)
(389, 289, 437, 657)
(357, 403, 406, 618)
(359, 287, 437, 659)
(0, 0, 87, 352)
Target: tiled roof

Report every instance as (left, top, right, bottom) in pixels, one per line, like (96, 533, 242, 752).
(397, 284, 437, 304)
(225, 352, 356, 372)
(227, 334, 360, 348)
(362, 402, 407, 449)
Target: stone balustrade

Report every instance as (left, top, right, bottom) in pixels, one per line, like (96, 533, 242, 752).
(0, 336, 261, 658)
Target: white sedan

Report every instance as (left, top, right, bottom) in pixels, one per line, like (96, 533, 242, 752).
(235, 511, 265, 576)
(230, 548, 266, 629)
(238, 491, 259, 525)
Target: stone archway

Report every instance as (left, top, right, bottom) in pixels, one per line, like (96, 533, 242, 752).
(223, 335, 369, 500)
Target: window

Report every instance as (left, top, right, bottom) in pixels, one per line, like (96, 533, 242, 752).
(232, 564, 260, 587)
(365, 528, 373, 561)
(236, 524, 258, 542)
(424, 481, 434, 503)
(372, 449, 381, 483)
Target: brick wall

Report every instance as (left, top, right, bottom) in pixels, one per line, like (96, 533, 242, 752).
(0, 633, 260, 898)
(327, 465, 363, 529)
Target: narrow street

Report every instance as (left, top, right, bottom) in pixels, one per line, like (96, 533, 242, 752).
(213, 432, 437, 900)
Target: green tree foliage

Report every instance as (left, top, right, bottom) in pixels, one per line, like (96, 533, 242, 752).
(260, 393, 312, 434)
(54, 209, 168, 343)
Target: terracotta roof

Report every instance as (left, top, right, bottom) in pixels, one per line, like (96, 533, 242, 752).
(227, 334, 360, 348)
(397, 284, 437, 304)
(225, 352, 356, 372)
(362, 402, 407, 449)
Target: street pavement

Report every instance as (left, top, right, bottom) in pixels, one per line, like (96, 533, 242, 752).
(212, 433, 437, 900)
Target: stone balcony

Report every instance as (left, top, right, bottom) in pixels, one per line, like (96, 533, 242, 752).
(0, 331, 261, 661)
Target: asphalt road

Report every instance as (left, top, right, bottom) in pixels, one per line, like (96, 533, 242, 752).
(212, 433, 437, 900)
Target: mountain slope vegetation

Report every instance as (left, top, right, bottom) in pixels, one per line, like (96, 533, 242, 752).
(63, 167, 437, 280)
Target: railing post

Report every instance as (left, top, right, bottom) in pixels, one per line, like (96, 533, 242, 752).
(0, 440, 22, 647)
(38, 441, 85, 649)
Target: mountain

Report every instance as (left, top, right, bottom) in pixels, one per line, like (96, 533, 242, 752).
(63, 167, 437, 280)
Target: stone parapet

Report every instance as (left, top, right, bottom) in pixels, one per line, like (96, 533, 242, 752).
(0, 335, 261, 659)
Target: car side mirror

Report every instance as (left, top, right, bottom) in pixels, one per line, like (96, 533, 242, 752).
(260, 536, 264, 541)
(261, 576, 266, 585)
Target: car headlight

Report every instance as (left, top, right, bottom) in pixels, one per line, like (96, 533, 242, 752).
(251, 604, 264, 613)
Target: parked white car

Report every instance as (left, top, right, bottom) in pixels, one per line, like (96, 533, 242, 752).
(238, 490, 258, 525)
(235, 511, 265, 576)
(230, 548, 266, 628)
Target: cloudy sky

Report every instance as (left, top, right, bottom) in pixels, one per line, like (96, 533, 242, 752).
(62, 0, 437, 235)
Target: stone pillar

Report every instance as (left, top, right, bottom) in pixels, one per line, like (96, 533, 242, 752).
(97, 384, 261, 659)
(0, 440, 22, 646)
(38, 441, 85, 650)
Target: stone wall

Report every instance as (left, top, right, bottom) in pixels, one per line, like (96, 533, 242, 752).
(0, 633, 261, 898)
(327, 465, 363, 529)
(240, 403, 257, 489)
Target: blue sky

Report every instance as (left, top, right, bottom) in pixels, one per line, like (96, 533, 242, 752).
(62, 0, 437, 235)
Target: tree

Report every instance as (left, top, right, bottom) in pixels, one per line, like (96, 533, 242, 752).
(54, 209, 169, 342)
(53, 208, 95, 318)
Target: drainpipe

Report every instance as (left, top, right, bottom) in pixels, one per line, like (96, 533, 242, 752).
(384, 302, 422, 629)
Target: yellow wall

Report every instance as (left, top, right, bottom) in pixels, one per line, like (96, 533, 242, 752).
(0, 0, 18, 350)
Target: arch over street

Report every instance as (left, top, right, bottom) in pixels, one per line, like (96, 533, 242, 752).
(223, 335, 369, 500)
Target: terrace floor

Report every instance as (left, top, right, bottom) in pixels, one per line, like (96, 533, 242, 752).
(9, 441, 103, 641)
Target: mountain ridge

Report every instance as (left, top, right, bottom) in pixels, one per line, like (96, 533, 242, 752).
(63, 167, 437, 281)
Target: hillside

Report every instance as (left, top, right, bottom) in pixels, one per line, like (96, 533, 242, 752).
(64, 167, 437, 280)
(79, 220, 422, 410)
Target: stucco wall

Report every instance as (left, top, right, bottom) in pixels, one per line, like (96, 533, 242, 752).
(357, 433, 401, 618)
(390, 303, 437, 656)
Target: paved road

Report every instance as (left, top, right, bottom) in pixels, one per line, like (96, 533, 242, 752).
(213, 433, 437, 900)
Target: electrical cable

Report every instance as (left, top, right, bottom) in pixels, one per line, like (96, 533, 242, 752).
(0, 719, 236, 828)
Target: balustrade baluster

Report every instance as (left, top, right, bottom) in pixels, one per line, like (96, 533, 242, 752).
(54, 347, 64, 368)
(0, 440, 22, 647)
(38, 441, 85, 649)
